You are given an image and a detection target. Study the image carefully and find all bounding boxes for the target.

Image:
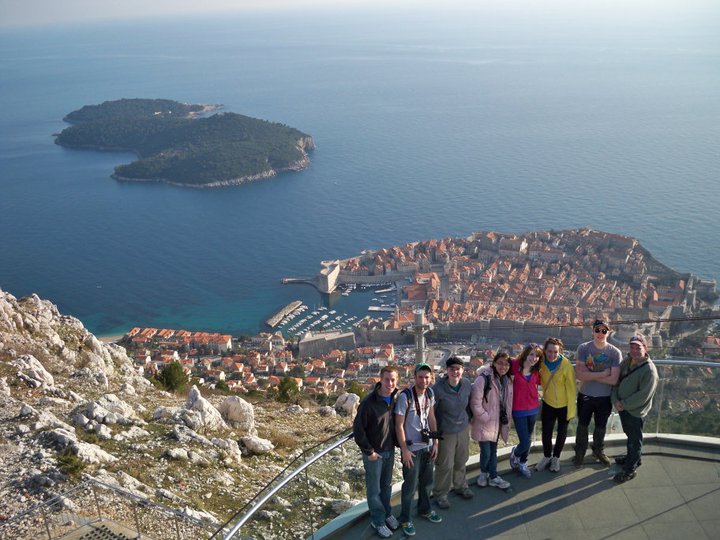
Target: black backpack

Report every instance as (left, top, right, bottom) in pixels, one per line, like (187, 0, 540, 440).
(479, 373, 492, 403)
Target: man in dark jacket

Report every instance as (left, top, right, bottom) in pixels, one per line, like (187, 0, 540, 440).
(353, 365, 399, 538)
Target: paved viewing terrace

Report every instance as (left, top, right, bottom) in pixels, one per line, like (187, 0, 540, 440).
(318, 435, 720, 540)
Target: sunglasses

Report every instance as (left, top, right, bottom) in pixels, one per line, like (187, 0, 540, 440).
(594, 328, 608, 334)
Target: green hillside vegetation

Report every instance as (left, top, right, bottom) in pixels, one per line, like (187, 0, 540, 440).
(63, 98, 205, 123)
(55, 98, 314, 186)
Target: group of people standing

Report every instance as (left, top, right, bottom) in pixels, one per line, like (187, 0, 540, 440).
(353, 319, 659, 538)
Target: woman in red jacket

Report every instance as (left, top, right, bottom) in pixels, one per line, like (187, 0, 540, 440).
(509, 344, 542, 478)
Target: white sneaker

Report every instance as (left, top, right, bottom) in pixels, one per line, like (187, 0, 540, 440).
(385, 515, 399, 531)
(518, 462, 532, 478)
(509, 446, 519, 470)
(550, 456, 560, 472)
(371, 522, 393, 538)
(476, 472, 488, 487)
(535, 456, 551, 471)
(489, 475, 511, 489)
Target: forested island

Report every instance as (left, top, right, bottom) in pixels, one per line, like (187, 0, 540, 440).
(54, 98, 315, 187)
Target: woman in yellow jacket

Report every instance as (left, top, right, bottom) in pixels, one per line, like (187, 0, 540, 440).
(535, 337, 576, 473)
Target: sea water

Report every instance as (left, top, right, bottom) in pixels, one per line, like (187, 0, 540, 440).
(1, 4, 718, 335)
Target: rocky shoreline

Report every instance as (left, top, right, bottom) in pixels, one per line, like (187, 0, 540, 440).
(112, 154, 311, 188)
(111, 137, 314, 188)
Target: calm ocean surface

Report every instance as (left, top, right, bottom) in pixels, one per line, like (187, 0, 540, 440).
(1, 5, 719, 336)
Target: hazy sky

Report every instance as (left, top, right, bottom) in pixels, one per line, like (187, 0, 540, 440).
(1, 0, 713, 29)
(0, 0, 413, 27)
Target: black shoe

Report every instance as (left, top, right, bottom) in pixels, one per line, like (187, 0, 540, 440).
(591, 447, 611, 466)
(613, 471, 636, 484)
(614, 455, 642, 467)
(572, 454, 584, 468)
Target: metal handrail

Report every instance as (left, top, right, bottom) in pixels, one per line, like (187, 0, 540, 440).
(653, 359, 719, 367)
(220, 431, 353, 539)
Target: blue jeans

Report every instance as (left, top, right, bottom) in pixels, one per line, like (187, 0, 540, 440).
(399, 447, 433, 523)
(512, 413, 537, 463)
(619, 410, 645, 473)
(479, 441, 499, 478)
(362, 449, 395, 527)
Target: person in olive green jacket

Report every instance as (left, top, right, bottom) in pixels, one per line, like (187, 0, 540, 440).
(536, 337, 577, 473)
(611, 334, 659, 483)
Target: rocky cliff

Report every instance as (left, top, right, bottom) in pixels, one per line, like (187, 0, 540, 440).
(0, 288, 356, 538)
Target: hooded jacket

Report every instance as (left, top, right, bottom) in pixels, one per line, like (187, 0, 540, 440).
(470, 364, 513, 443)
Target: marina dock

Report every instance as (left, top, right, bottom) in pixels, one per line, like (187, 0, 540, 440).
(265, 300, 303, 327)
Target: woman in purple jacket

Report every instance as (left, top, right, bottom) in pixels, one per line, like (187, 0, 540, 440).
(509, 344, 542, 478)
(470, 351, 514, 490)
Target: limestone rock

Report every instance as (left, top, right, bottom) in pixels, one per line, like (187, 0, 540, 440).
(165, 448, 189, 461)
(216, 471, 235, 487)
(188, 451, 211, 466)
(84, 394, 139, 425)
(170, 425, 213, 446)
(153, 405, 208, 431)
(182, 506, 219, 524)
(218, 395, 256, 435)
(38, 428, 117, 464)
(71, 413, 90, 428)
(285, 404, 304, 415)
(211, 438, 243, 464)
(334, 393, 360, 418)
(112, 426, 150, 442)
(318, 406, 336, 417)
(74, 441, 117, 464)
(119, 383, 136, 396)
(19, 405, 74, 432)
(116, 471, 151, 497)
(328, 498, 361, 515)
(240, 435, 275, 456)
(14, 354, 55, 388)
(19, 403, 38, 417)
(71, 367, 109, 389)
(153, 406, 181, 424)
(88, 470, 148, 499)
(94, 424, 113, 440)
(0, 377, 10, 397)
(185, 386, 227, 431)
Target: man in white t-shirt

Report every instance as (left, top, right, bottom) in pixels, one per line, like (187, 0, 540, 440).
(395, 363, 442, 537)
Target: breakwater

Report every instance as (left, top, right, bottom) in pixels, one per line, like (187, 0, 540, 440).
(265, 300, 303, 328)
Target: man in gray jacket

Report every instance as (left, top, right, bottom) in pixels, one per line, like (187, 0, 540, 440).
(431, 356, 473, 508)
